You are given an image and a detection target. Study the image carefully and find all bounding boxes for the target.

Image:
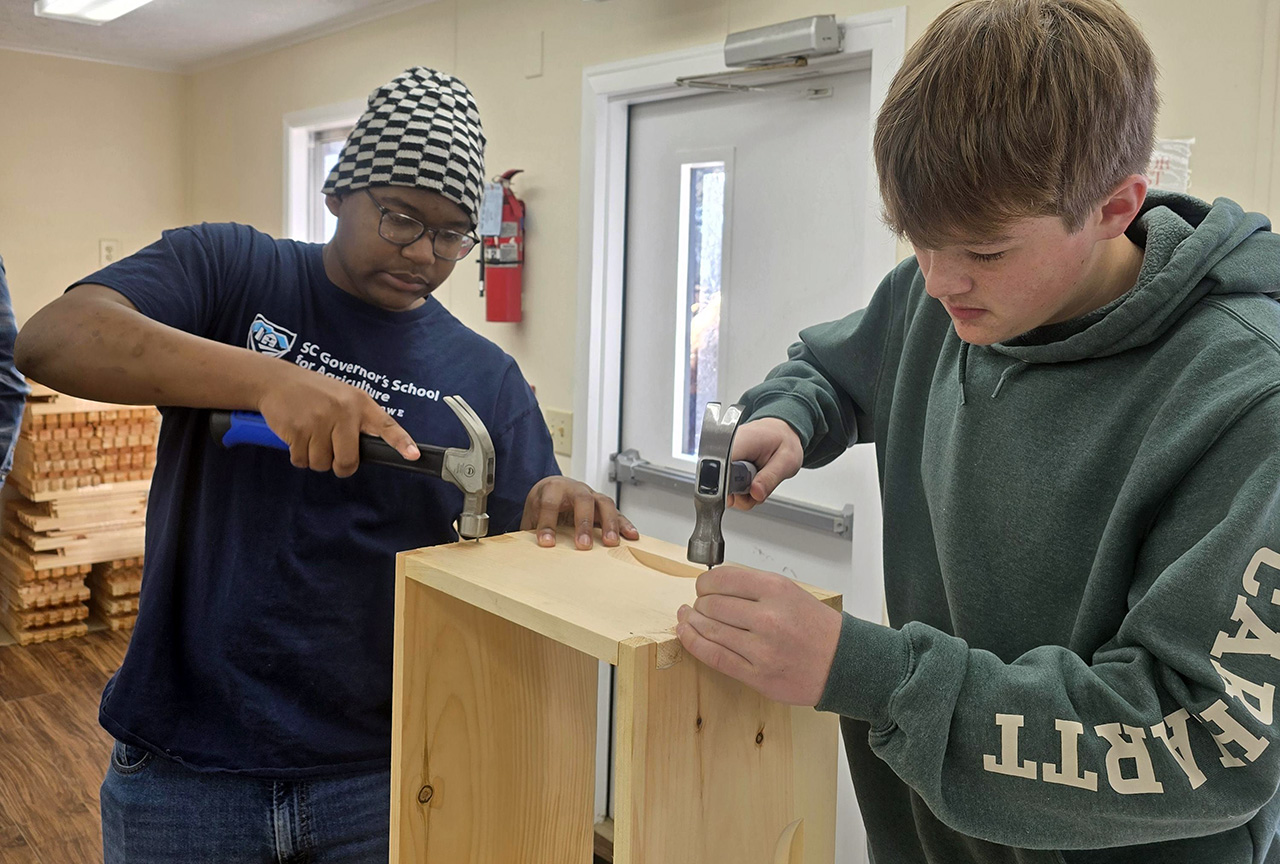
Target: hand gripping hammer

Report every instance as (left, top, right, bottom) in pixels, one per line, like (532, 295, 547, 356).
(687, 402, 759, 568)
(210, 395, 496, 540)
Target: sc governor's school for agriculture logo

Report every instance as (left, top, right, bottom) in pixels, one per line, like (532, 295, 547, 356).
(247, 314, 296, 358)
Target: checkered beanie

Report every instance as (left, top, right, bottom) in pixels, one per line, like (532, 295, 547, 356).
(322, 67, 486, 227)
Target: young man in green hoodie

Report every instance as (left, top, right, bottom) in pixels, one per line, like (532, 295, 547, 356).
(674, 1, 1280, 861)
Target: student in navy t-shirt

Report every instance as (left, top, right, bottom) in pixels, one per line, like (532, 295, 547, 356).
(16, 67, 635, 863)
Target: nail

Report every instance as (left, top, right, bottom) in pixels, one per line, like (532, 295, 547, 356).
(540, 530, 553, 545)
(606, 530, 617, 542)
(578, 533, 590, 547)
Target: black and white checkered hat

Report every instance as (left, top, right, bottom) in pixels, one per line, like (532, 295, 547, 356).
(322, 67, 486, 227)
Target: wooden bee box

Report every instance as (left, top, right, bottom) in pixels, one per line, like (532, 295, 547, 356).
(392, 529, 840, 864)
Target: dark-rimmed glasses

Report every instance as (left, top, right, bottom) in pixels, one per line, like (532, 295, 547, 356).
(364, 188, 478, 260)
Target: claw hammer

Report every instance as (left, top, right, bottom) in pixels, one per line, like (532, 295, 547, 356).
(209, 395, 496, 540)
(687, 402, 759, 568)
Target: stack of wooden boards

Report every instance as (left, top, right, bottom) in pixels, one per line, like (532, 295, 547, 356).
(88, 557, 144, 631)
(0, 383, 157, 645)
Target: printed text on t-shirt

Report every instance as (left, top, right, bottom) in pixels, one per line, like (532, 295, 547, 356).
(294, 340, 440, 417)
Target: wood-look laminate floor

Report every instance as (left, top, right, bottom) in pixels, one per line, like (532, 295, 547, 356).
(0, 630, 615, 864)
(0, 628, 129, 864)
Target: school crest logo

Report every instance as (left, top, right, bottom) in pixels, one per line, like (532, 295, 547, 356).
(247, 315, 296, 358)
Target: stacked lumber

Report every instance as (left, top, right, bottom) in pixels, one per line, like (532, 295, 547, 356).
(0, 553, 92, 644)
(9, 389, 158, 496)
(88, 558, 143, 631)
(0, 383, 157, 645)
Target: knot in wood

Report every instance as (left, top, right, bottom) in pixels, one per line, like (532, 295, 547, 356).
(418, 784, 435, 805)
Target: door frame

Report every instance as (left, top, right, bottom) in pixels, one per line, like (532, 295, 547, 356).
(1256, 0, 1280, 214)
(574, 7, 907, 825)
(574, 7, 906, 493)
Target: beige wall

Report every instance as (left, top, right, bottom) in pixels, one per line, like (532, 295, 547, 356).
(4, 0, 1276, 458)
(0, 50, 187, 325)
(180, 0, 1279, 447)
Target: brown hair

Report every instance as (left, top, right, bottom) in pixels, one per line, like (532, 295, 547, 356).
(873, 0, 1158, 248)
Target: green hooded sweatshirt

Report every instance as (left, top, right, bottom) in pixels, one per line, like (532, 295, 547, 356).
(740, 191, 1280, 863)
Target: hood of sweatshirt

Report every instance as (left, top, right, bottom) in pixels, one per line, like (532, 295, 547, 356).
(990, 190, 1280, 365)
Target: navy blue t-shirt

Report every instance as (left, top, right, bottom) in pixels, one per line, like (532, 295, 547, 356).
(80, 222, 560, 778)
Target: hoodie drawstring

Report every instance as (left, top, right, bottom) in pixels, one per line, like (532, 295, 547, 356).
(992, 360, 1029, 400)
(957, 342, 970, 406)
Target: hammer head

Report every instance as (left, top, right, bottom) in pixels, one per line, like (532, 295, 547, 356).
(440, 395, 496, 540)
(687, 402, 749, 567)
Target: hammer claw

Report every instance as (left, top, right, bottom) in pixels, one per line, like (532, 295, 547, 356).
(441, 395, 496, 541)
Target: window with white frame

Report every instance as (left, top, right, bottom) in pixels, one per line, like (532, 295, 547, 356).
(283, 99, 364, 243)
(673, 161, 726, 459)
(310, 127, 352, 243)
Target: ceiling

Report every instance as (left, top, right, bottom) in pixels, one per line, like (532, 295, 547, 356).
(0, 0, 437, 73)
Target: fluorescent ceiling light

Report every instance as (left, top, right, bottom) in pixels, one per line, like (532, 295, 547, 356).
(33, 0, 156, 25)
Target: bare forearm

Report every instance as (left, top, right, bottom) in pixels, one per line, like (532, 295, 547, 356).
(15, 287, 295, 409)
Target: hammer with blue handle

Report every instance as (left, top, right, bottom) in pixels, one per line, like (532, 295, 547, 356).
(209, 394, 495, 540)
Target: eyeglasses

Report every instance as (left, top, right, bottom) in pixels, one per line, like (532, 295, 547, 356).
(364, 188, 478, 261)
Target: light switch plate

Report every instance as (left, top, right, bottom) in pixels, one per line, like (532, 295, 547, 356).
(544, 408, 572, 456)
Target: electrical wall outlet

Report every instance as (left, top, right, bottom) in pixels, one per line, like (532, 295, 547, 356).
(99, 239, 122, 267)
(544, 408, 573, 457)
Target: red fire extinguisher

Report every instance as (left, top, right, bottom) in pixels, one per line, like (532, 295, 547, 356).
(479, 169, 525, 323)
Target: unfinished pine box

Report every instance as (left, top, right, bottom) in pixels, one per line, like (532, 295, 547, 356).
(392, 530, 840, 864)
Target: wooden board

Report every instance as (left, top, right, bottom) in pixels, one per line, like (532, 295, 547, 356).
(391, 571, 596, 864)
(8, 493, 147, 526)
(614, 639, 837, 864)
(94, 557, 144, 572)
(400, 531, 839, 667)
(14, 444, 153, 465)
(0, 575, 89, 610)
(24, 380, 59, 400)
(87, 574, 142, 598)
(1, 534, 145, 571)
(10, 403, 159, 496)
(94, 612, 137, 631)
(19, 436, 157, 456)
(0, 548, 92, 584)
(89, 593, 138, 616)
(22, 382, 138, 413)
(0, 618, 88, 646)
(7, 474, 152, 497)
(4, 521, 145, 554)
(5, 477, 152, 505)
(3, 603, 88, 630)
(20, 396, 158, 419)
(10, 501, 147, 534)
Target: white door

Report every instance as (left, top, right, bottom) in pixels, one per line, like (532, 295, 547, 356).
(615, 71, 884, 864)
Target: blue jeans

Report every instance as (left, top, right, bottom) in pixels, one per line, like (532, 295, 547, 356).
(100, 739, 391, 863)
